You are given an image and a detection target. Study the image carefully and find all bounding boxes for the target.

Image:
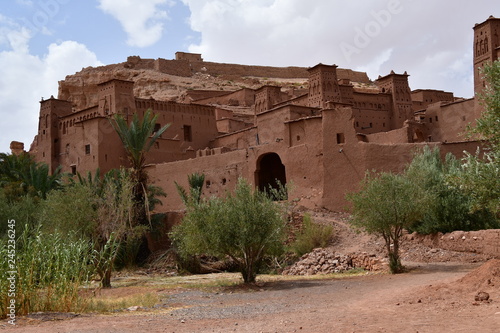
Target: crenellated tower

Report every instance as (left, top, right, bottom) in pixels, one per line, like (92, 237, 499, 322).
(254, 85, 282, 114)
(473, 15, 500, 117)
(375, 71, 412, 129)
(33, 96, 72, 173)
(97, 79, 135, 117)
(307, 64, 341, 108)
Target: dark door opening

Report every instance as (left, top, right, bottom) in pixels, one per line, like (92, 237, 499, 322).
(256, 153, 287, 197)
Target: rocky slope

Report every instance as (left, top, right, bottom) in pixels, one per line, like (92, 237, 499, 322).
(57, 56, 373, 112)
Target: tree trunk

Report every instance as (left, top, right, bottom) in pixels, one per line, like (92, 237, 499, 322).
(388, 234, 403, 274)
(240, 256, 256, 284)
(101, 269, 112, 288)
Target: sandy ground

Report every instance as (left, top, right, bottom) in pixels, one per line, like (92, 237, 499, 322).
(2, 211, 500, 333)
(2, 262, 500, 333)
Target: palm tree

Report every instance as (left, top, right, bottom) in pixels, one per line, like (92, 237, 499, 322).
(0, 152, 35, 185)
(175, 172, 205, 205)
(0, 152, 62, 200)
(111, 109, 169, 226)
(23, 163, 62, 199)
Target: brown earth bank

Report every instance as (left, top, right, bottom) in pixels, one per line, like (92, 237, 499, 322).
(2, 211, 500, 333)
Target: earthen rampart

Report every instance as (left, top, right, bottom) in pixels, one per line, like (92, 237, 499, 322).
(154, 58, 192, 77)
(147, 149, 249, 211)
(125, 54, 372, 83)
(363, 126, 412, 144)
(407, 230, 500, 258)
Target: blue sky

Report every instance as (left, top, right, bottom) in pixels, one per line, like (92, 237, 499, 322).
(0, 0, 499, 153)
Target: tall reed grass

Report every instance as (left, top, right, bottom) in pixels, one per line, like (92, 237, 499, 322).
(0, 226, 94, 318)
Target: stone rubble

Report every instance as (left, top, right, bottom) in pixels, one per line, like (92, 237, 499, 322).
(282, 248, 388, 276)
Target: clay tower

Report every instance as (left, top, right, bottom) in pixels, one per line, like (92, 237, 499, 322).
(473, 15, 500, 116)
(307, 64, 341, 108)
(375, 71, 412, 129)
(33, 96, 72, 173)
(97, 79, 135, 117)
(254, 86, 282, 114)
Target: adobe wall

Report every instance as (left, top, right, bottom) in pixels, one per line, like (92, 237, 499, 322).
(149, 110, 326, 212)
(125, 56, 193, 77)
(216, 118, 251, 134)
(424, 99, 476, 143)
(411, 89, 454, 108)
(406, 230, 500, 258)
(95, 118, 129, 174)
(320, 105, 453, 211)
(135, 99, 219, 152)
(147, 149, 249, 211)
(213, 127, 258, 150)
(364, 126, 412, 144)
(55, 117, 116, 175)
(321, 107, 368, 211)
(181, 90, 232, 103)
(125, 56, 156, 70)
(126, 55, 372, 83)
(351, 92, 393, 133)
(190, 61, 309, 79)
(175, 52, 203, 62)
(285, 117, 324, 208)
(154, 58, 192, 77)
(195, 88, 255, 107)
(188, 61, 370, 83)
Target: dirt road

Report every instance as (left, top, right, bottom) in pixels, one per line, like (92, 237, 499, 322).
(3, 261, 500, 333)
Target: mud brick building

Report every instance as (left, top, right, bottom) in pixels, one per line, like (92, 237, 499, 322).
(23, 16, 500, 212)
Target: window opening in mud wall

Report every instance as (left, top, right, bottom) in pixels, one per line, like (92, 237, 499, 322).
(183, 125, 192, 142)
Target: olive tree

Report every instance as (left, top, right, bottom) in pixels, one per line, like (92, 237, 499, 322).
(170, 178, 287, 283)
(347, 172, 428, 274)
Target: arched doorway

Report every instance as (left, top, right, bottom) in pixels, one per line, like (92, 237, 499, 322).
(255, 153, 287, 195)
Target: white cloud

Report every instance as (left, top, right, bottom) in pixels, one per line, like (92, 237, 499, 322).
(0, 25, 102, 153)
(355, 48, 393, 81)
(181, 0, 498, 97)
(97, 0, 170, 47)
(15, 0, 34, 6)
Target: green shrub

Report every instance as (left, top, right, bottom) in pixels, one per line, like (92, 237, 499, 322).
(38, 184, 97, 240)
(405, 146, 499, 234)
(0, 189, 39, 238)
(289, 213, 333, 257)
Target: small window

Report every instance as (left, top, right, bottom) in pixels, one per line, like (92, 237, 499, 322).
(183, 125, 192, 142)
(71, 165, 76, 175)
(336, 133, 345, 144)
(85, 144, 91, 155)
(153, 123, 161, 134)
(435, 116, 438, 122)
